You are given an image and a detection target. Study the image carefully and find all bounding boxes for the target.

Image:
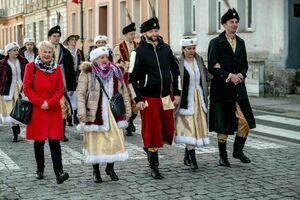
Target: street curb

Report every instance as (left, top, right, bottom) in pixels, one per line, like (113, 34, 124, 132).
(251, 130, 300, 144)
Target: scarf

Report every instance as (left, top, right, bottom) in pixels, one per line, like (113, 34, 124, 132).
(91, 62, 124, 90)
(34, 56, 57, 74)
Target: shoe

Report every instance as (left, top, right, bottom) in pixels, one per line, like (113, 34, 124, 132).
(93, 164, 102, 183)
(73, 110, 79, 126)
(11, 126, 20, 143)
(36, 170, 44, 180)
(62, 134, 69, 142)
(233, 136, 251, 163)
(126, 129, 133, 136)
(218, 142, 231, 167)
(105, 163, 119, 181)
(56, 171, 69, 184)
(188, 149, 198, 169)
(184, 148, 191, 166)
(149, 151, 163, 179)
(128, 120, 136, 132)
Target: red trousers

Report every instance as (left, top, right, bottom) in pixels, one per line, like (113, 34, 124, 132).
(140, 97, 175, 148)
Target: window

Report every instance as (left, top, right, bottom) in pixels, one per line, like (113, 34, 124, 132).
(147, 0, 157, 18)
(71, 12, 76, 34)
(50, 17, 56, 28)
(38, 20, 44, 42)
(191, 0, 196, 34)
(245, 0, 254, 30)
(133, 0, 141, 33)
(88, 9, 93, 40)
(184, 0, 197, 35)
(119, 0, 126, 37)
(216, 0, 223, 33)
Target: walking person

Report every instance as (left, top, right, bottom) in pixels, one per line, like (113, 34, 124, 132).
(19, 38, 38, 63)
(207, 7, 256, 167)
(63, 34, 85, 126)
(48, 25, 76, 142)
(0, 42, 28, 142)
(88, 35, 113, 62)
(23, 41, 69, 184)
(77, 46, 131, 183)
(174, 38, 210, 169)
(129, 17, 181, 179)
(113, 22, 138, 136)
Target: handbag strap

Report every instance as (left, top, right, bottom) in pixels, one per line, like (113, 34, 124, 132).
(95, 76, 111, 101)
(20, 64, 37, 97)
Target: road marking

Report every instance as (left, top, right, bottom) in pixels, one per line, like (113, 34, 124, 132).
(0, 149, 20, 171)
(253, 124, 300, 141)
(255, 115, 300, 127)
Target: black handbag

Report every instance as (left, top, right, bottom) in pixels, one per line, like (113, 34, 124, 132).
(10, 65, 36, 124)
(96, 77, 126, 117)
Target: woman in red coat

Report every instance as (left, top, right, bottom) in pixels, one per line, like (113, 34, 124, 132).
(23, 41, 69, 184)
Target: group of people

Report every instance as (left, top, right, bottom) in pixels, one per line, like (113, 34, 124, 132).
(0, 7, 255, 184)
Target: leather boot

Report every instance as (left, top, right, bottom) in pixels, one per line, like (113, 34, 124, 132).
(143, 147, 150, 165)
(11, 125, 20, 143)
(184, 147, 191, 166)
(129, 114, 137, 132)
(55, 169, 69, 184)
(233, 136, 251, 163)
(105, 163, 119, 181)
(73, 110, 79, 125)
(36, 169, 44, 180)
(149, 151, 163, 179)
(62, 120, 69, 142)
(218, 142, 231, 167)
(188, 149, 198, 169)
(93, 164, 102, 183)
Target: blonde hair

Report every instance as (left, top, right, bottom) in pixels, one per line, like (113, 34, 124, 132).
(37, 41, 55, 52)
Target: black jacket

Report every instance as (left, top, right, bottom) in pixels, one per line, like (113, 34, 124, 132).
(129, 36, 181, 103)
(208, 31, 249, 102)
(58, 43, 77, 91)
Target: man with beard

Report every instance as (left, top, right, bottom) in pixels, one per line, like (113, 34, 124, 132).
(129, 17, 181, 179)
(207, 8, 256, 167)
(113, 22, 138, 136)
(48, 25, 76, 142)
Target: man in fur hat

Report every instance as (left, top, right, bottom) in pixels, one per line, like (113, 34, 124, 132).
(48, 25, 76, 141)
(113, 22, 138, 136)
(207, 7, 256, 167)
(129, 17, 181, 179)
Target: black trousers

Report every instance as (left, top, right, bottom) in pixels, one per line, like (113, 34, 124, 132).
(34, 139, 63, 173)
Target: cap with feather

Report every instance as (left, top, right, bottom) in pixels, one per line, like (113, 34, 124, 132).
(140, 0, 160, 33)
(221, 0, 240, 24)
(122, 8, 136, 35)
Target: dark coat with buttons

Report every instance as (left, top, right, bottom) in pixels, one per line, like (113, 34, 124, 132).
(207, 31, 255, 134)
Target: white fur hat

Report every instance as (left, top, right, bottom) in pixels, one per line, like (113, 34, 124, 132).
(94, 35, 108, 45)
(5, 42, 20, 53)
(24, 38, 35, 45)
(180, 38, 198, 47)
(89, 47, 109, 61)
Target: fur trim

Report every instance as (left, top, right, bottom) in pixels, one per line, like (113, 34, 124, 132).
(79, 61, 92, 73)
(83, 149, 129, 164)
(174, 136, 210, 147)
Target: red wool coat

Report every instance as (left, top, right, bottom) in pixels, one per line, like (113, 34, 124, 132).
(23, 62, 64, 140)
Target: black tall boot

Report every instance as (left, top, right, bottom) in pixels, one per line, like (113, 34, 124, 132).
(93, 164, 102, 183)
(62, 119, 69, 142)
(11, 125, 20, 143)
(233, 136, 251, 163)
(218, 142, 231, 167)
(143, 147, 150, 165)
(67, 115, 73, 127)
(149, 151, 163, 179)
(34, 141, 45, 179)
(188, 149, 198, 169)
(125, 114, 137, 136)
(105, 163, 119, 181)
(184, 147, 191, 166)
(73, 110, 79, 125)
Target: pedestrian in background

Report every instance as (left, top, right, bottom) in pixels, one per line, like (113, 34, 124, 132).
(0, 42, 28, 142)
(23, 41, 69, 184)
(77, 46, 131, 183)
(174, 37, 210, 169)
(19, 38, 38, 63)
(88, 35, 113, 61)
(208, 8, 256, 167)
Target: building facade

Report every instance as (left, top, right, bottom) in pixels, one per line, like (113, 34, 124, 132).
(24, 0, 67, 45)
(0, 0, 24, 50)
(169, 0, 300, 96)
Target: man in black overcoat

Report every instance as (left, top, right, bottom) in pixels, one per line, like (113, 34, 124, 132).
(207, 8, 256, 167)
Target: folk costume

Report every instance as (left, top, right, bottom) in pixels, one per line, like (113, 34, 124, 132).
(0, 42, 28, 142)
(19, 38, 38, 63)
(48, 25, 76, 142)
(64, 34, 85, 126)
(77, 47, 131, 183)
(113, 22, 138, 136)
(175, 38, 210, 169)
(88, 35, 113, 62)
(207, 8, 256, 167)
(129, 17, 181, 179)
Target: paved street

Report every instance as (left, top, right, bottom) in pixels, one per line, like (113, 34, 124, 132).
(0, 109, 300, 200)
